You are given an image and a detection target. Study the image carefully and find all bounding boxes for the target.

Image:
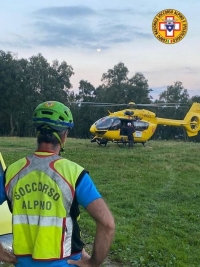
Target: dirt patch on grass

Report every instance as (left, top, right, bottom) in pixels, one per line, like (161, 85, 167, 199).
(102, 258, 122, 266)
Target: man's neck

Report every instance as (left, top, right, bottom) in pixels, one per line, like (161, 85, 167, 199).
(37, 143, 61, 155)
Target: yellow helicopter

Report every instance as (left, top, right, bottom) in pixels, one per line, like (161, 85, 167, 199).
(89, 102, 200, 146)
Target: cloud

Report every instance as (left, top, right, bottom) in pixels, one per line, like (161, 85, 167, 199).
(33, 20, 104, 49)
(102, 8, 156, 17)
(31, 5, 152, 49)
(182, 67, 199, 74)
(34, 6, 153, 19)
(0, 5, 153, 50)
(34, 6, 96, 18)
(0, 34, 32, 49)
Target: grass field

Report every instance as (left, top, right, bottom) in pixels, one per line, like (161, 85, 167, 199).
(0, 137, 200, 267)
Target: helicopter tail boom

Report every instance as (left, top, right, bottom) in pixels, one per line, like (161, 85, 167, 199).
(156, 103, 200, 137)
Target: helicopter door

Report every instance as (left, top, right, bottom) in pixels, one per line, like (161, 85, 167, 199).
(133, 121, 149, 138)
(110, 119, 121, 130)
(134, 121, 149, 130)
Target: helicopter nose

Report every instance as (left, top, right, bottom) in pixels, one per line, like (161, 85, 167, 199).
(90, 124, 96, 134)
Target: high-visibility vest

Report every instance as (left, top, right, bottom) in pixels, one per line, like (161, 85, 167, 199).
(5, 152, 85, 260)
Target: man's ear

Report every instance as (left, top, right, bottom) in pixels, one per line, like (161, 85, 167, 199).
(64, 130, 69, 140)
(61, 131, 68, 143)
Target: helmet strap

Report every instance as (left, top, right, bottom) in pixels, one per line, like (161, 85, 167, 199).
(52, 132, 65, 153)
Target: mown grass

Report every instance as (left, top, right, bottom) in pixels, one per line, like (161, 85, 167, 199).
(0, 137, 200, 267)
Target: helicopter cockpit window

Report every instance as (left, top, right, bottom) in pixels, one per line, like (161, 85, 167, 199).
(95, 116, 118, 130)
(134, 121, 149, 131)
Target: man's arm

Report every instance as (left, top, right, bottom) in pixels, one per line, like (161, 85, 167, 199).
(86, 198, 115, 266)
(68, 198, 115, 267)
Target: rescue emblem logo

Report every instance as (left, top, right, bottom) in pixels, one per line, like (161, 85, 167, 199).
(152, 9, 188, 44)
(44, 101, 55, 107)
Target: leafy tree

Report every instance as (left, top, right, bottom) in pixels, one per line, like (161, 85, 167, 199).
(159, 81, 189, 103)
(127, 72, 152, 104)
(100, 63, 152, 105)
(0, 51, 29, 136)
(72, 80, 97, 138)
(78, 80, 95, 101)
(101, 62, 128, 87)
(100, 62, 129, 104)
(154, 81, 190, 140)
(190, 95, 200, 103)
(0, 51, 74, 136)
(28, 54, 74, 102)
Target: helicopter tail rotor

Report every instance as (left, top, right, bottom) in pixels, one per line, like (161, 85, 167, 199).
(190, 116, 200, 130)
(183, 103, 200, 136)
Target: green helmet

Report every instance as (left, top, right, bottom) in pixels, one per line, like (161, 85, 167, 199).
(33, 101, 74, 131)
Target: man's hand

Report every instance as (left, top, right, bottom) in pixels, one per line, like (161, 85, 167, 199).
(67, 248, 94, 266)
(80, 248, 90, 260)
(0, 243, 17, 264)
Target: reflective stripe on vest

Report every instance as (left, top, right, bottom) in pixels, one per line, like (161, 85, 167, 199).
(5, 153, 84, 260)
(13, 214, 63, 227)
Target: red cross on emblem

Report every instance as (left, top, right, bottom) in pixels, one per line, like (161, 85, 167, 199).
(159, 16, 181, 37)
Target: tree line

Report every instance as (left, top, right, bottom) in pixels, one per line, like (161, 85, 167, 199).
(0, 50, 200, 141)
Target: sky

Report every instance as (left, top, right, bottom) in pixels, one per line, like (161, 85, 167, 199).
(0, 0, 199, 100)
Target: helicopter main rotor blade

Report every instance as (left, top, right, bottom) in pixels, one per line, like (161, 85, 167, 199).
(66, 102, 115, 105)
(86, 103, 174, 107)
(135, 103, 185, 106)
(90, 104, 128, 107)
(66, 101, 187, 108)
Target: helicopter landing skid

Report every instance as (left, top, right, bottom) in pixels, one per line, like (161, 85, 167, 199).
(115, 137, 128, 148)
(96, 139, 108, 146)
(116, 137, 146, 148)
(116, 141, 128, 148)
